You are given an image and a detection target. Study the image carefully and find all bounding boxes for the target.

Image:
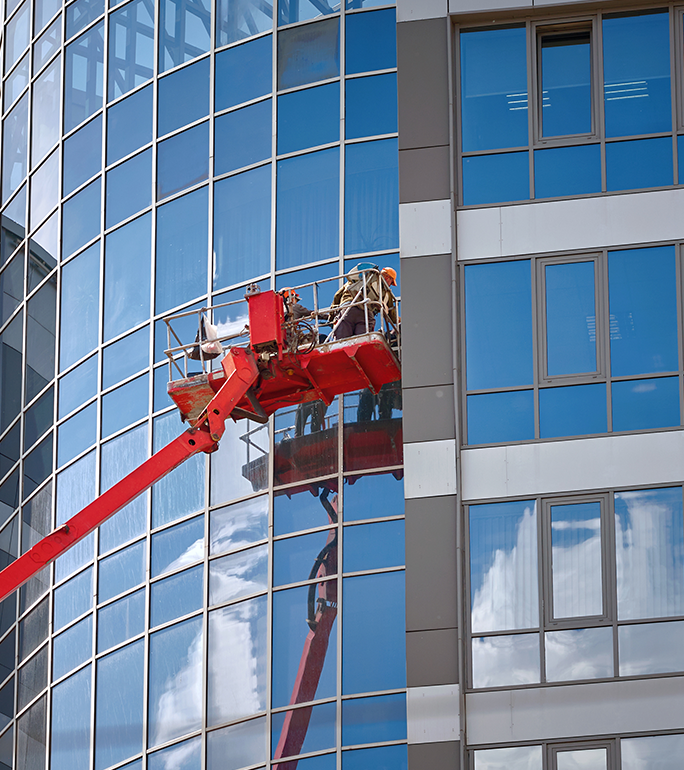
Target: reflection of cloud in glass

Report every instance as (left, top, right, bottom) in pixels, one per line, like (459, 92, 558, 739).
(209, 544, 268, 606)
(209, 495, 268, 556)
(207, 716, 267, 770)
(621, 734, 684, 770)
(474, 745, 543, 770)
(148, 736, 201, 770)
(210, 420, 270, 505)
(556, 749, 606, 770)
(472, 633, 539, 688)
(545, 627, 612, 682)
(615, 488, 684, 620)
(618, 620, 684, 675)
(164, 538, 204, 574)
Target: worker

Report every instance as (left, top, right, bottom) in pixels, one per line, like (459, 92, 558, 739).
(281, 288, 312, 321)
(331, 265, 398, 340)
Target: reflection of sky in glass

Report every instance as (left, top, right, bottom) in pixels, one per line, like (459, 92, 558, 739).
(615, 488, 684, 620)
(557, 749, 606, 770)
(148, 735, 200, 770)
(206, 715, 266, 770)
(545, 627, 613, 681)
(474, 746, 543, 770)
(209, 495, 268, 556)
(618, 620, 684, 676)
(209, 544, 268, 606)
(343, 472, 404, 522)
(621, 734, 684, 770)
(472, 633, 539, 688)
(470, 501, 538, 633)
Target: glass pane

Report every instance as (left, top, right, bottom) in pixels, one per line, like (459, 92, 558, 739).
(345, 138, 398, 255)
(17, 643, 47, 710)
(0, 632, 15, 684)
(276, 147, 339, 269)
(215, 36, 272, 109)
(59, 243, 99, 370)
(207, 716, 266, 770)
(151, 515, 203, 577)
(272, 583, 337, 707)
(207, 595, 267, 724)
(557, 749, 606, 770)
(606, 137, 673, 192)
(622, 735, 684, 770)
(346, 72, 397, 140)
(0, 250, 22, 329)
(0, 678, 14, 732)
(608, 246, 677, 377)
(105, 149, 152, 228)
(209, 544, 268, 606)
(210, 417, 270, 503)
(30, 152, 58, 231)
(107, 85, 153, 165)
(0, 424, 20, 480)
(108, 0, 154, 101)
(24, 388, 53, 451)
(215, 100, 271, 175)
(148, 616, 203, 747)
(278, 18, 339, 90)
(603, 11, 671, 138)
(472, 633, 540, 688)
(150, 565, 203, 627)
(272, 702, 335, 760)
(0, 317, 23, 433)
(2, 94, 29, 205)
(55, 453, 96, 581)
(53, 614, 92, 680)
(343, 520, 404, 572)
(66, 0, 104, 39)
(551, 501, 603, 618)
(470, 500, 538, 633)
(539, 384, 607, 439)
(62, 176, 101, 260)
(209, 496, 268, 555)
(57, 401, 96, 466)
(462, 151, 529, 205)
(545, 626, 613, 681)
(278, 0, 333, 25)
(16, 694, 46, 770)
(158, 0, 210, 73)
(611, 377, 679, 432)
(342, 571, 405, 694)
(341, 693, 404, 746)
(618, 620, 684, 676)
(155, 187, 208, 313)
(97, 588, 144, 653)
(274, 529, 336, 586)
(214, 165, 271, 290)
(535, 145, 601, 200)
(274, 486, 336, 535)
(460, 26, 527, 152)
(59, 356, 97, 418)
(343, 473, 403, 523)
(615, 487, 684, 620)
(149, 737, 200, 770)
(51, 665, 91, 770)
(346, 8, 395, 74)
(158, 58, 209, 136)
(98, 539, 146, 603)
(157, 123, 209, 200)
(103, 213, 151, 340)
(95, 640, 144, 770)
(25, 281, 57, 403)
(103, 327, 149, 389)
(5, 2, 30, 72)
(34, 17, 62, 72)
(467, 390, 535, 445)
(101, 373, 148, 437)
(278, 84, 338, 155)
(342, 745, 407, 770)
(19, 597, 49, 662)
(541, 30, 591, 137)
(4, 52, 29, 113)
(53, 566, 92, 631)
(64, 22, 104, 133)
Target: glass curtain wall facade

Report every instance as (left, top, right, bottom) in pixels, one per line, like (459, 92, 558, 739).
(0, 0, 405, 769)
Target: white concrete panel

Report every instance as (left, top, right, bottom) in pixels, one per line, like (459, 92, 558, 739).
(398, 0, 447, 21)
(408, 684, 460, 744)
(400, 200, 452, 258)
(450, 0, 530, 10)
(457, 189, 684, 261)
(405, 439, 457, 499)
(461, 430, 684, 501)
(466, 676, 684, 745)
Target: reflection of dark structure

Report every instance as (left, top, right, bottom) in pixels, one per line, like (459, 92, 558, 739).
(357, 380, 402, 422)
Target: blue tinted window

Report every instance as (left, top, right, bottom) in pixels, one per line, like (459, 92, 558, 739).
(105, 149, 152, 229)
(277, 148, 338, 269)
(149, 738, 201, 770)
(107, 85, 153, 165)
(541, 30, 591, 137)
(63, 115, 102, 196)
(612, 377, 680, 432)
(460, 26, 527, 152)
(346, 8, 395, 74)
(540, 384, 607, 438)
(153, 365, 173, 412)
(57, 402, 96, 466)
(158, 58, 210, 136)
(51, 665, 91, 770)
(679, 135, 684, 184)
(62, 177, 101, 259)
(274, 488, 334, 535)
(24, 434, 52, 497)
(341, 693, 406, 746)
(214, 165, 271, 289)
(278, 83, 338, 155)
(467, 390, 535, 445)
(66, 0, 103, 40)
(343, 520, 404, 572)
(342, 571, 404, 693)
(97, 588, 145, 652)
(343, 473, 404, 522)
(59, 355, 97, 417)
(206, 716, 267, 770)
(101, 374, 148, 437)
(152, 515, 204, 577)
(95, 640, 144, 770)
(345, 138, 398, 255)
(64, 22, 104, 132)
(209, 496, 268, 556)
(278, 18, 339, 90)
(54, 566, 93, 630)
(608, 246, 678, 376)
(546, 261, 597, 375)
(159, 0, 210, 72)
(98, 540, 146, 603)
(534, 144, 601, 199)
(108, 0, 154, 101)
(209, 544, 268, 606)
(103, 327, 149, 389)
(606, 137, 673, 192)
(278, 0, 334, 25)
(156, 187, 208, 313)
(216, 0, 270, 46)
(103, 214, 151, 341)
(150, 565, 203, 627)
(342, 745, 407, 770)
(603, 11, 671, 138)
(60, 244, 99, 371)
(52, 614, 92, 680)
(346, 73, 397, 139)
(274, 529, 336, 586)
(271, 702, 335, 758)
(462, 152, 529, 205)
(157, 122, 209, 200)
(2, 94, 28, 204)
(215, 36, 272, 109)
(215, 100, 271, 176)
(465, 260, 533, 389)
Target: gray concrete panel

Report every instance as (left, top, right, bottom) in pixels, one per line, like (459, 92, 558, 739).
(402, 385, 455, 443)
(404, 440, 457, 499)
(407, 629, 458, 687)
(398, 0, 448, 21)
(399, 253, 454, 389)
(408, 741, 460, 770)
(397, 18, 450, 151)
(405, 495, 458, 631)
(399, 146, 451, 203)
(450, 0, 530, 10)
(400, 201, 452, 258)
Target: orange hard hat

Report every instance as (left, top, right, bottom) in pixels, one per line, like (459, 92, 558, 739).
(381, 267, 397, 286)
(281, 287, 300, 301)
